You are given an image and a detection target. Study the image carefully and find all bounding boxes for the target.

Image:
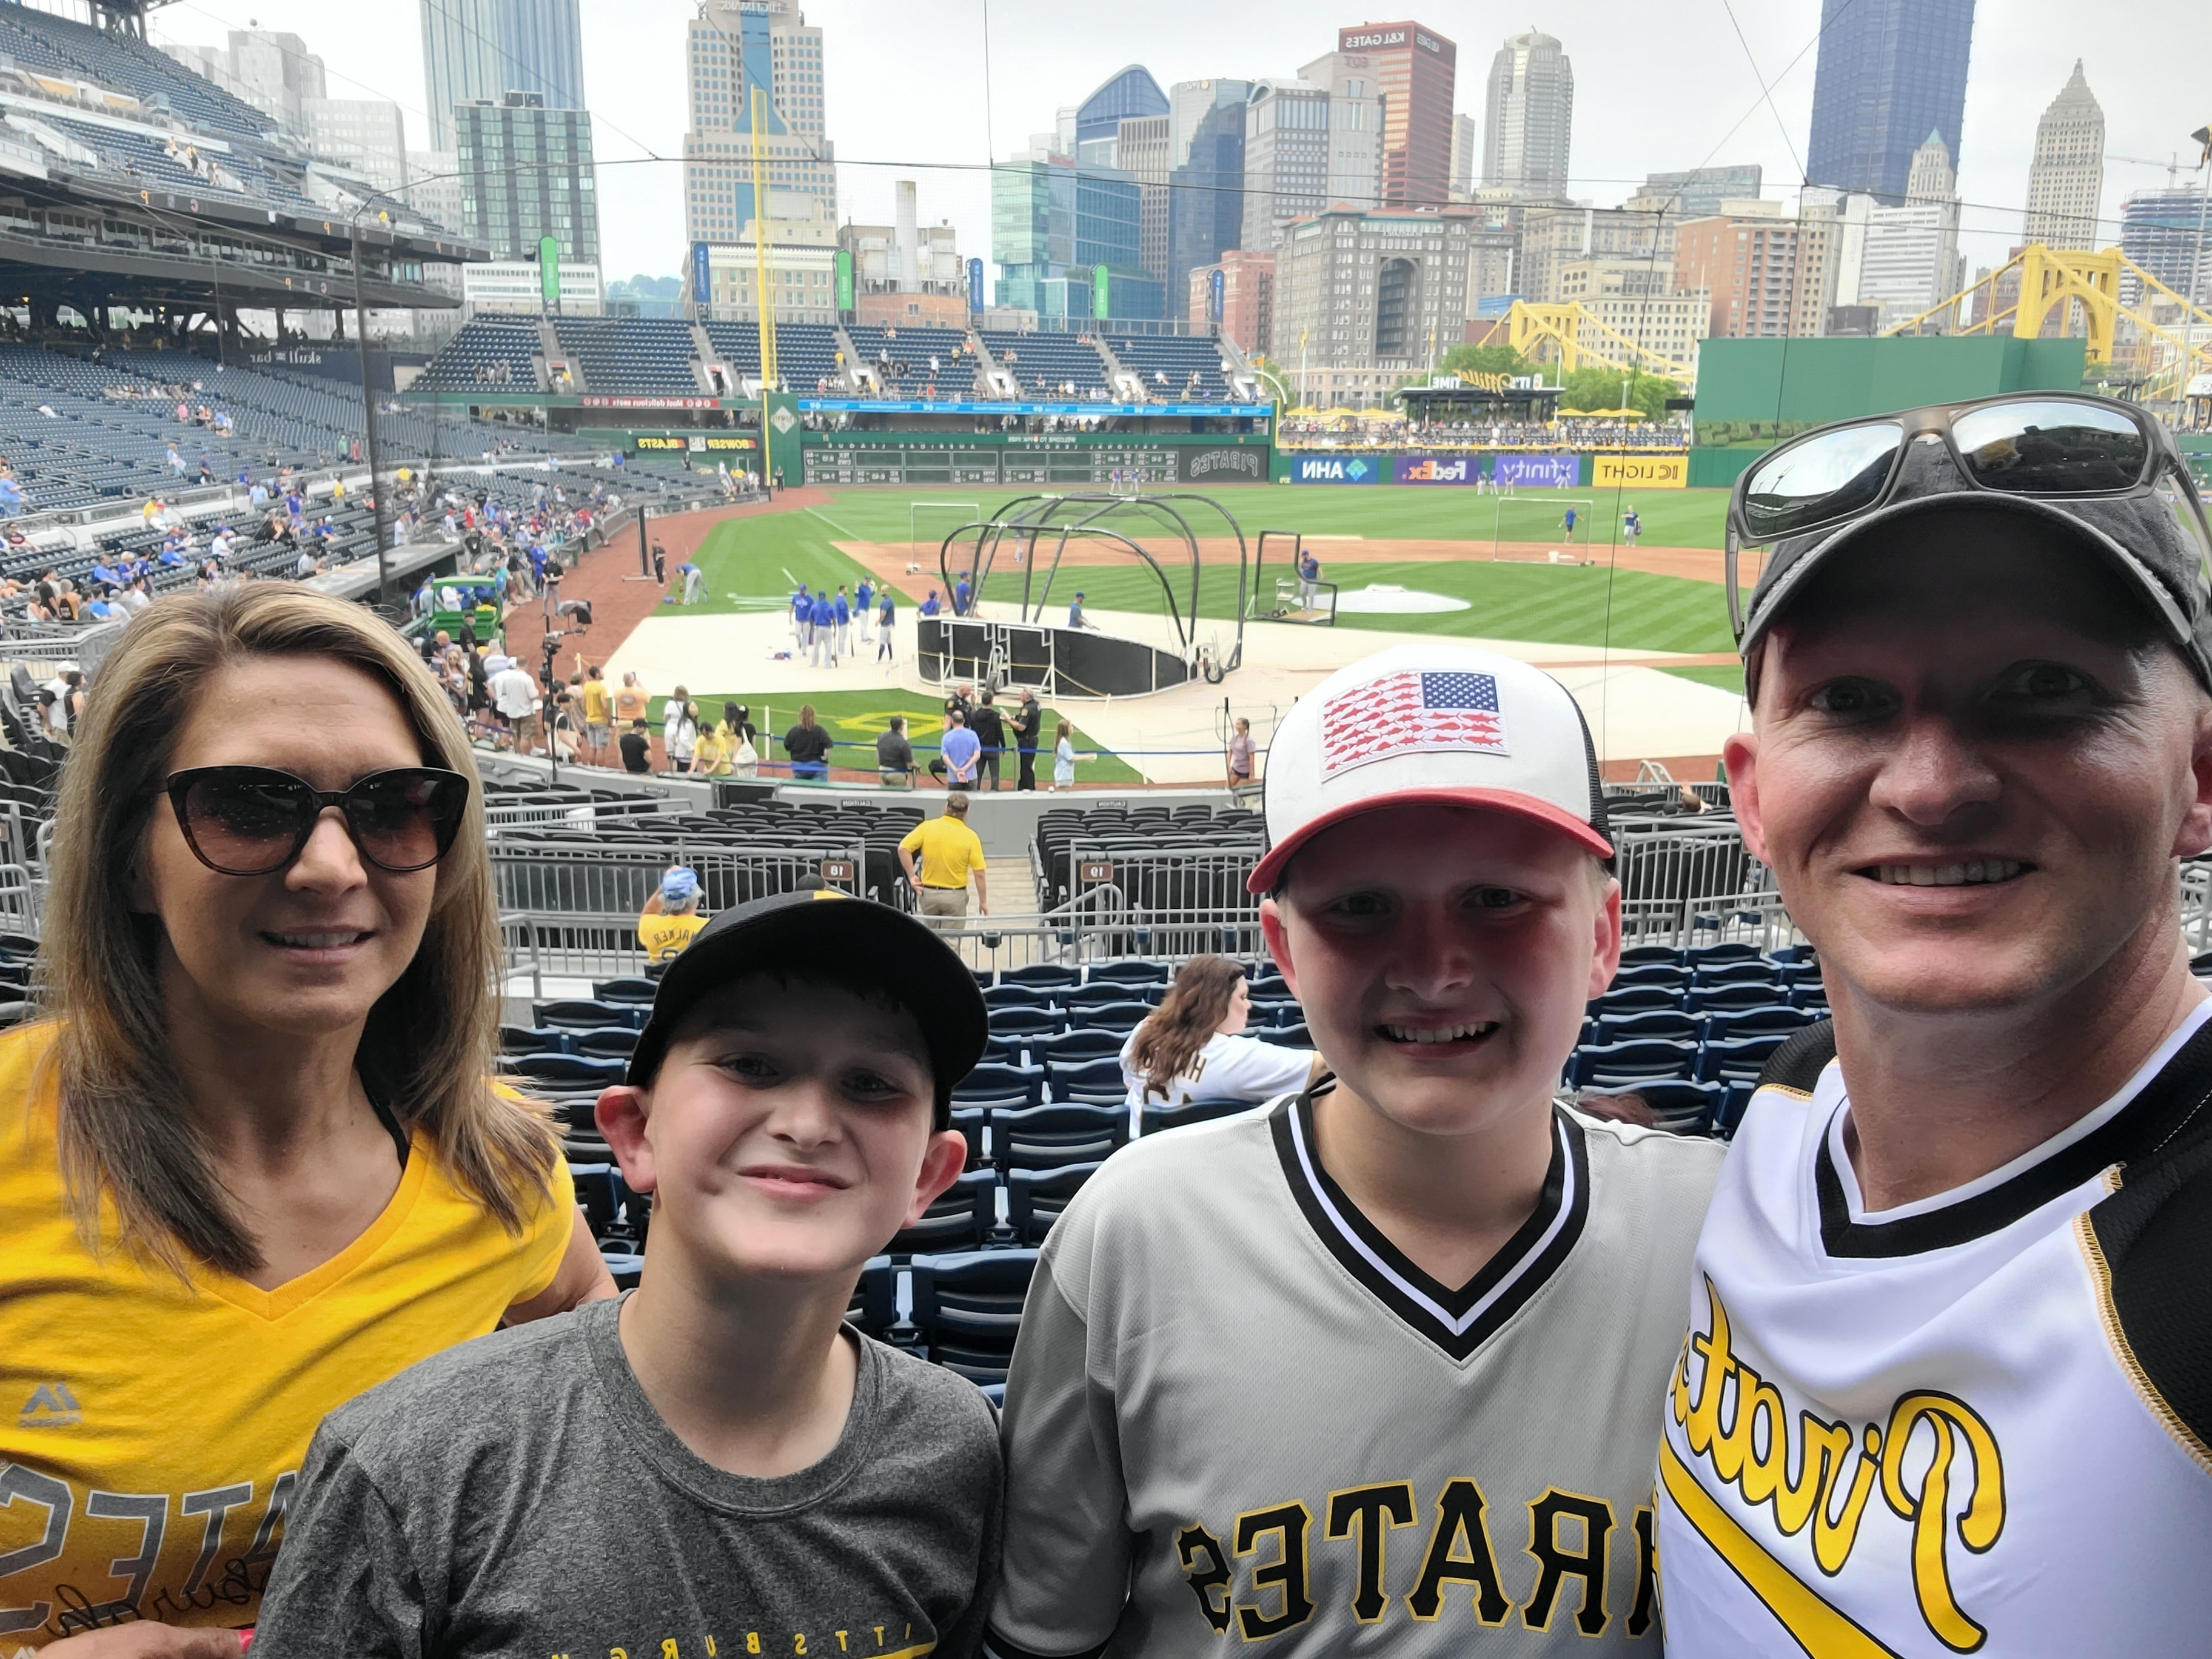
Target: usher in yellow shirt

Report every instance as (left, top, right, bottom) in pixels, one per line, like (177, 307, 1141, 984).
(0, 1023, 574, 1645)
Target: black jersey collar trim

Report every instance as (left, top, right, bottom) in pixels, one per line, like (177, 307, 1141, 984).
(1269, 1093, 1589, 1361)
(1816, 1013, 2212, 1259)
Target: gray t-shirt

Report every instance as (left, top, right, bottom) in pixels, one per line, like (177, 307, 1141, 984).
(253, 1295, 1002, 1659)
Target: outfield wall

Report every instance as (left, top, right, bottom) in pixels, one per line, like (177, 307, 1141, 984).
(1270, 451, 1692, 487)
(1692, 336, 2088, 449)
(798, 431, 1272, 488)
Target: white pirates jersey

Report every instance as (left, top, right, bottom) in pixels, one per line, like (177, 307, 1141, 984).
(1117, 1030, 1314, 1114)
(1658, 1007, 2212, 1658)
(988, 1093, 1724, 1658)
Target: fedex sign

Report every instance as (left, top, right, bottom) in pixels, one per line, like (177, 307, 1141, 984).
(1393, 455, 1480, 485)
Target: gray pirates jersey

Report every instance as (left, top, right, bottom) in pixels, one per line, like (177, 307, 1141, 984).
(988, 1093, 1723, 1658)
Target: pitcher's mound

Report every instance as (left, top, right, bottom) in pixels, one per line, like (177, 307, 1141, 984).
(1333, 584, 1471, 614)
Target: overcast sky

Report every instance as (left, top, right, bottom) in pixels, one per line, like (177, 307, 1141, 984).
(147, 0, 2212, 291)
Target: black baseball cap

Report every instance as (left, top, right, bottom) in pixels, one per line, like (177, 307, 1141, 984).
(626, 889, 989, 1125)
(1742, 437, 2212, 691)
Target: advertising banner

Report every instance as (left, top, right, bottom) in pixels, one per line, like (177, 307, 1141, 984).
(1093, 266, 1112, 321)
(1208, 267, 1225, 323)
(1289, 454, 1384, 484)
(835, 249, 854, 312)
(1494, 454, 1582, 489)
(795, 398, 1263, 418)
(1179, 446, 1267, 484)
(538, 235, 561, 309)
(1592, 453, 1689, 489)
(968, 257, 985, 314)
(1393, 454, 1483, 485)
(692, 241, 711, 307)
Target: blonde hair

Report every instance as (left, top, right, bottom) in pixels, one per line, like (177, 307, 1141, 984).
(41, 585, 557, 1277)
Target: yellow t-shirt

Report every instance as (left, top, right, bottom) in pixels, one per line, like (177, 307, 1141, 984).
(900, 816, 987, 889)
(580, 680, 612, 725)
(638, 910, 708, 962)
(689, 726, 731, 776)
(0, 1024, 574, 1644)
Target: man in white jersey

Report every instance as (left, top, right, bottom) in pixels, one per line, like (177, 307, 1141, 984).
(991, 644, 1723, 1659)
(1659, 395, 2212, 1657)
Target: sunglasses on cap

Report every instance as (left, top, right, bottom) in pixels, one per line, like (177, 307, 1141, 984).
(1724, 393, 2212, 643)
(163, 766, 472, 876)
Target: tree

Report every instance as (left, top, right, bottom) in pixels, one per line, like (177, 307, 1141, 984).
(1249, 356, 1295, 407)
(1438, 343, 1533, 381)
(1559, 366, 1680, 418)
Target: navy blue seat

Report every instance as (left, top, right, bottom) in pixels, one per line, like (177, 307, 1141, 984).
(849, 1256, 897, 1339)
(1005, 964, 1081, 988)
(1594, 1010, 1702, 1044)
(509, 1053, 628, 1086)
(954, 1061, 1044, 1105)
(534, 999, 634, 1032)
(1684, 942, 1761, 967)
(1064, 982, 1157, 1010)
(1590, 985, 1680, 1014)
(1259, 1023, 1311, 1047)
(1788, 984, 1832, 1012)
(981, 1034, 1036, 1066)
(1695, 960, 1783, 988)
(1704, 1007, 1814, 1041)
(1007, 1163, 1102, 1245)
(1139, 1098, 1254, 1136)
(1045, 1057, 1127, 1100)
(1686, 984, 1786, 1014)
(1612, 964, 1689, 989)
(992, 1102, 1127, 1175)
(500, 1025, 567, 1056)
(1070, 999, 1154, 1032)
(1032, 1029, 1126, 1064)
(1714, 1082, 1758, 1136)
(908, 1249, 1039, 1384)
(984, 982, 1058, 1009)
(1569, 1039, 1698, 1088)
(592, 977, 660, 1006)
(948, 1105, 991, 1170)
(988, 1007, 1062, 1038)
(891, 1169, 998, 1255)
(572, 1027, 640, 1059)
(1617, 945, 1682, 967)
(1697, 1034, 1789, 1085)
(567, 1162, 620, 1239)
(1575, 1080, 1721, 1133)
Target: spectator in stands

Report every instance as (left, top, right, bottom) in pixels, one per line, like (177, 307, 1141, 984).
(725, 703, 759, 777)
(1121, 954, 1322, 1117)
(1225, 716, 1256, 789)
(619, 718, 652, 774)
(938, 706, 980, 791)
(579, 666, 612, 765)
(637, 866, 708, 962)
(782, 704, 834, 781)
(1011, 688, 1042, 791)
(489, 655, 540, 755)
(899, 789, 988, 925)
(688, 703, 731, 776)
(84, 588, 121, 622)
(254, 888, 996, 1659)
(0, 585, 614, 1643)
(612, 670, 649, 732)
(1067, 591, 1093, 630)
(118, 575, 152, 615)
(1053, 718, 1076, 789)
(969, 691, 1006, 792)
(664, 691, 699, 773)
(0, 474, 21, 517)
(844, 701, 908, 787)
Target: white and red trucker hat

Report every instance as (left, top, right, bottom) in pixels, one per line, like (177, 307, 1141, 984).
(1247, 643, 1614, 894)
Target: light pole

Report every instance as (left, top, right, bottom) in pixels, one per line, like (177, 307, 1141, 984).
(346, 215, 390, 609)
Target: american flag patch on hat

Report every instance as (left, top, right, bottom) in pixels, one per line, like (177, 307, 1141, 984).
(1321, 671, 1508, 777)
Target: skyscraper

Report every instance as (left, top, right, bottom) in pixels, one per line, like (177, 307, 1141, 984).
(420, 0, 585, 152)
(2120, 190, 2212, 306)
(1806, 0, 1975, 204)
(1480, 30, 1572, 198)
(1449, 112, 1477, 198)
(452, 92, 597, 265)
(1239, 78, 1381, 250)
(1317, 22, 1456, 208)
(1856, 133, 1965, 329)
(1168, 79, 1252, 169)
(1629, 164, 1763, 221)
(1116, 115, 1173, 281)
(1167, 98, 1246, 319)
(682, 0, 834, 247)
(1072, 65, 1168, 167)
(2024, 61, 2104, 250)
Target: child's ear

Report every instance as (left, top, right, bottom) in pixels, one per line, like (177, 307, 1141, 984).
(596, 1086, 656, 1194)
(902, 1130, 970, 1231)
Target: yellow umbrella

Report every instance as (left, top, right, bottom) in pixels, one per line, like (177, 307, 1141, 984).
(1358, 407, 1406, 420)
(1588, 407, 1649, 418)
(1557, 407, 1593, 417)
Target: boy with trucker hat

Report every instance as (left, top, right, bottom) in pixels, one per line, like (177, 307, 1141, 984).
(990, 643, 1722, 1658)
(253, 890, 1002, 1659)
(1659, 394, 2212, 1654)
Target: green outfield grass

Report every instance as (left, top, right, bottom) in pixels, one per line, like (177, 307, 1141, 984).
(674, 484, 1740, 657)
(640, 686, 1142, 786)
(1660, 664, 1748, 695)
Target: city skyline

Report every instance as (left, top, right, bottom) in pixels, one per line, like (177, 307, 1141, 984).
(144, 0, 2211, 301)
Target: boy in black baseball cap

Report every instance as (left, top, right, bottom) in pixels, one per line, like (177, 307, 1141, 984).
(254, 892, 1000, 1659)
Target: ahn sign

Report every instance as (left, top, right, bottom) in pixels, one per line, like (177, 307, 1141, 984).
(1291, 455, 1382, 484)
(1393, 455, 1481, 485)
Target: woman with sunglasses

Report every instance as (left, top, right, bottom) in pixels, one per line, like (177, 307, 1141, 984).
(2, 586, 614, 1657)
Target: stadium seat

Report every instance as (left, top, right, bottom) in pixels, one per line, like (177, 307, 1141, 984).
(1259, 1024, 1311, 1047)
(1612, 964, 1689, 989)
(891, 1169, 998, 1255)
(849, 1256, 897, 1339)
(499, 1025, 567, 1056)
(1030, 1029, 1126, 1064)
(991, 1103, 1127, 1175)
(1713, 1082, 1759, 1138)
(1684, 942, 1761, 966)
(592, 977, 660, 1007)
(1686, 984, 1789, 1014)
(1575, 1081, 1720, 1134)
(568, 1162, 621, 1241)
(1007, 1163, 1102, 1245)
(1088, 962, 1170, 989)
(908, 1250, 1039, 1385)
(1139, 1098, 1255, 1136)
(1590, 985, 1680, 1015)
(1569, 1039, 1698, 1089)
(1063, 982, 1156, 1010)
(1617, 945, 1683, 968)
(955, 1062, 1043, 1106)
(534, 999, 635, 1032)
(1704, 1007, 1815, 1041)
(948, 1105, 990, 1171)
(984, 983, 1059, 1010)
(572, 1027, 640, 1059)
(1788, 984, 1832, 1012)
(1046, 1058, 1126, 1101)
(1069, 999, 1154, 1032)
(603, 1255, 645, 1292)
(987, 1008, 1062, 1039)
(1694, 960, 1783, 988)
(1593, 1010, 1702, 1044)
(1004, 964, 1081, 988)
(1696, 1035, 1789, 1086)
(509, 1053, 628, 1087)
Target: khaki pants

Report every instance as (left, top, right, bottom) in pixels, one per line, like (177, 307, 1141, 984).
(919, 885, 968, 931)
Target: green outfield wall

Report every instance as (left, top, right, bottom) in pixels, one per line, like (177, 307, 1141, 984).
(1692, 337, 2089, 449)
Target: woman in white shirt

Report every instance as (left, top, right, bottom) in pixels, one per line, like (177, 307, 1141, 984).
(663, 683, 697, 772)
(1121, 953, 1323, 1122)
